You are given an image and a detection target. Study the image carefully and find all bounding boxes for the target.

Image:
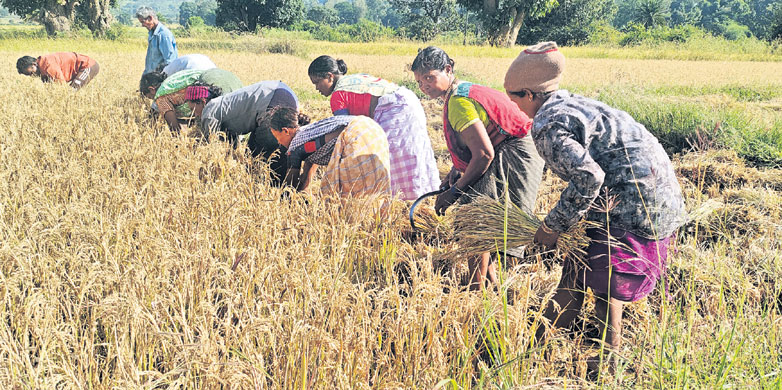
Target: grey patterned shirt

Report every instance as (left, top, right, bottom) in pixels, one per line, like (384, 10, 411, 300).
(532, 90, 687, 239)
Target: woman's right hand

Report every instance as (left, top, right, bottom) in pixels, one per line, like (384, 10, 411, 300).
(441, 167, 461, 190)
(163, 110, 181, 134)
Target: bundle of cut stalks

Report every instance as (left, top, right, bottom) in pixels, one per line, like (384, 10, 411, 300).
(452, 196, 592, 265)
(412, 205, 454, 241)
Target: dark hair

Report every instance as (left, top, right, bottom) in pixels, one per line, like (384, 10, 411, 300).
(16, 56, 37, 74)
(411, 46, 454, 73)
(262, 107, 311, 131)
(507, 89, 554, 101)
(308, 55, 348, 79)
(139, 71, 167, 94)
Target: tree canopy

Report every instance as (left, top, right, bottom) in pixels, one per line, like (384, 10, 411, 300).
(216, 0, 304, 32)
(179, 0, 217, 26)
(458, 0, 560, 46)
(389, 0, 463, 41)
(0, 0, 117, 36)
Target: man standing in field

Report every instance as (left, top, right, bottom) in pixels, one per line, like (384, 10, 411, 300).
(16, 52, 100, 90)
(136, 6, 178, 75)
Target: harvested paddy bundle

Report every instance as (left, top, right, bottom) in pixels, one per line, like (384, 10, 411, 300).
(452, 196, 592, 264)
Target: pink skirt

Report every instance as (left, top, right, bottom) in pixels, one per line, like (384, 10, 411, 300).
(581, 227, 673, 302)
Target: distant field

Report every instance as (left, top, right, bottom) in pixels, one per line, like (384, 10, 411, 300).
(1, 34, 780, 388)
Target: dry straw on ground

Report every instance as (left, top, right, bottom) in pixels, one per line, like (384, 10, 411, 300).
(1, 40, 781, 389)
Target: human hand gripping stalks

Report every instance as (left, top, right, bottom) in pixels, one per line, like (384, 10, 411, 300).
(452, 195, 594, 266)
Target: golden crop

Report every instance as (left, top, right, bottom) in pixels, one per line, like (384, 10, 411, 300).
(1, 38, 780, 389)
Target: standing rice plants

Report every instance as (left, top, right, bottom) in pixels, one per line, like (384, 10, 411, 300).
(0, 36, 780, 389)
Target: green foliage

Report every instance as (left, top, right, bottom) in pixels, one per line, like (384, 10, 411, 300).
(216, 0, 304, 32)
(597, 88, 782, 167)
(772, 3, 782, 41)
(179, 0, 217, 26)
(670, 0, 701, 25)
(389, 0, 463, 41)
(187, 16, 205, 28)
(114, 0, 181, 24)
(458, 0, 559, 46)
(516, 0, 616, 45)
(634, 0, 671, 28)
(306, 5, 339, 26)
(1, 0, 119, 36)
(364, 0, 400, 27)
(334, 1, 363, 24)
(104, 22, 127, 41)
(294, 17, 396, 42)
(718, 20, 752, 40)
(618, 22, 703, 45)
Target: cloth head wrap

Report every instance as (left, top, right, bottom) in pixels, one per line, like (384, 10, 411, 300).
(185, 85, 210, 101)
(504, 41, 565, 93)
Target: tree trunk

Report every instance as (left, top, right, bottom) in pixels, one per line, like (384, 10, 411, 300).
(490, 7, 525, 47)
(85, 0, 114, 37)
(39, 0, 77, 36)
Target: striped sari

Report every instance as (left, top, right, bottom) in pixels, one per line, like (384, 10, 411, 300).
(321, 116, 391, 197)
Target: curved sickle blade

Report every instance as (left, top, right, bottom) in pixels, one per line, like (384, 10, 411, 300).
(409, 188, 447, 232)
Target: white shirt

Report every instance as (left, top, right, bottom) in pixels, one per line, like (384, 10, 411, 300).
(161, 54, 216, 76)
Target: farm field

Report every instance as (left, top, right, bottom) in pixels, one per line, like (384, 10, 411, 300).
(1, 35, 781, 389)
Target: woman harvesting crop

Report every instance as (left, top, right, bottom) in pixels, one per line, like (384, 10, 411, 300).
(140, 68, 242, 133)
(184, 81, 299, 186)
(411, 46, 545, 291)
(308, 55, 439, 201)
(264, 107, 391, 197)
(504, 41, 687, 370)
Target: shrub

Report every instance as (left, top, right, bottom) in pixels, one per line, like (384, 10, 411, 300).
(104, 23, 128, 41)
(718, 21, 752, 41)
(588, 21, 623, 45)
(618, 23, 704, 46)
(186, 16, 206, 29)
(265, 39, 304, 56)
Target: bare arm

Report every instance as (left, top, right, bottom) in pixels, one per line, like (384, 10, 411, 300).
(163, 110, 181, 133)
(297, 162, 317, 191)
(285, 168, 301, 189)
(453, 121, 494, 190)
(434, 121, 494, 214)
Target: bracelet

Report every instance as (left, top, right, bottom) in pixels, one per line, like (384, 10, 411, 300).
(540, 220, 556, 234)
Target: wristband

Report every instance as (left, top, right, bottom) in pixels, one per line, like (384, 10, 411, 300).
(449, 185, 463, 197)
(540, 220, 556, 234)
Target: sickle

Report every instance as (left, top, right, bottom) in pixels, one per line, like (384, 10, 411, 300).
(409, 187, 448, 232)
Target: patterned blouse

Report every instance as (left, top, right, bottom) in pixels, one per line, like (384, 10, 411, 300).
(532, 90, 687, 239)
(330, 74, 399, 116)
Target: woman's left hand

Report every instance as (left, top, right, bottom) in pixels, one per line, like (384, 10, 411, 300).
(534, 225, 560, 248)
(434, 187, 460, 216)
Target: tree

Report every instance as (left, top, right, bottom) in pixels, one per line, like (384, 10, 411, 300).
(216, 0, 304, 32)
(307, 4, 339, 26)
(365, 0, 400, 27)
(633, 0, 671, 28)
(771, 2, 782, 40)
(457, 0, 560, 46)
(180, 0, 217, 26)
(334, 1, 363, 24)
(516, 0, 615, 45)
(0, 0, 117, 36)
(670, 0, 701, 26)
(390, 0, 462, 40)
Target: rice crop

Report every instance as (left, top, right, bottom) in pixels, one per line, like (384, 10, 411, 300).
(451, 195, 593, 264)
(0, 35, 781, 389)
